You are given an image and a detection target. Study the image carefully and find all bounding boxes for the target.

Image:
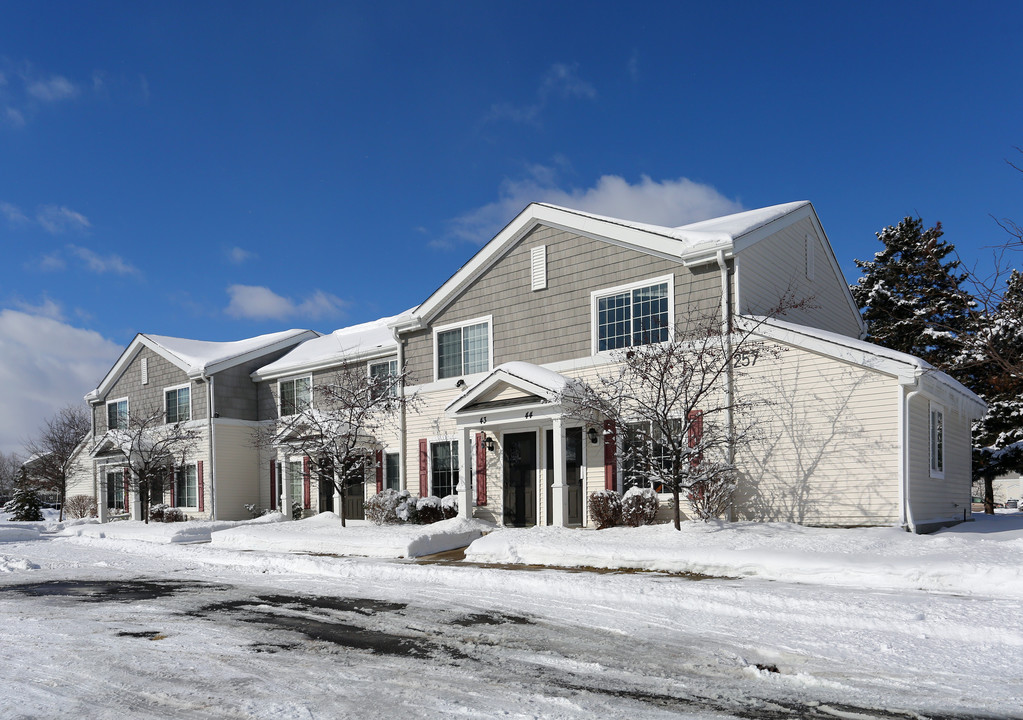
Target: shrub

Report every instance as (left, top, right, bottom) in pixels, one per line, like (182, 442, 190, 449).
(621, 486, 659, 527)
(588, 490, 622, 530)
(396, 494, 418, 524)
(244, 503, 273, 519)
(415, 495, 444, 525)
(365, 488, 406, 525)
(163, 507, 185, 523)
(440, 494, 458, 520)
(685, 463, 737, 521)
(3, 487, 44, 522)
(65, 494, 98, 520)
(149, 504, 168, 522)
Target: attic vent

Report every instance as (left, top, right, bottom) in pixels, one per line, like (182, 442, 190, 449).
(530, 245, 547, 291)
(141, 357, 149, 385)
(805, 234, 814, 282)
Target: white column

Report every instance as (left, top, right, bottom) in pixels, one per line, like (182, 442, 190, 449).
(458, 426, 473, 519)
(97, 469, 108, 523)
(280, 452, 293, 520)
(332, 465, 342, 516)
(129, 469, 143, 521)
(551, 417, 568, 527)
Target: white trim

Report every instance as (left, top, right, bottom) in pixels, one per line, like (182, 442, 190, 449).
(163, 383, 192, 424)
(105, 397, 129, 430)
(590, 274, 675, 356)
(426, 436, 460, 498)
(433, 315, 494, 382)
(367, 356, 399, 399)
(174, 462, 200, 510)
(929, 401, 945, 479)
(277, 374, 313, 417)
(140, 357, 149, 385)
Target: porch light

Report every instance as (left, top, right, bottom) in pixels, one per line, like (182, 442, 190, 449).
(485, 435, 495, 452)
(587, 427, 599, 445)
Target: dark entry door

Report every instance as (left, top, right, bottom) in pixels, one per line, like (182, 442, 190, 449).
(344, 478, 365, 520)
(503, 432, 537, 527)
(545, 427, 584, 526)
(318, 469, 334, 514)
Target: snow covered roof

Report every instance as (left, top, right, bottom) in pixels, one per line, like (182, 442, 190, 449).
(744, 316, 986, 416)
(86, 328, 318, 402)
(446, 361, 578, 416)
(397, 201, 815, 329)
(252, 310, 414, 381)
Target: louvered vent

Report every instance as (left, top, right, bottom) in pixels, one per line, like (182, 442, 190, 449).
(530, 245, 547, 291)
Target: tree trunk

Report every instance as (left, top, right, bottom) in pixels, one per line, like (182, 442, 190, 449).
(671, 484, 681, 530)
(984, 476, 995, 515)
(339, 484, 347, 528)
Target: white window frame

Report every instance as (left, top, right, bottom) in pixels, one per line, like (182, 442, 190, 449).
(383, 449, 401, 492)
(164, 383, 191, 424)
(929, 402, 945, 479)
(368, 357, 399, 399)
(174, 463, 199, 509)
(432, 315, 493, 382)
(428, 437, 460, 498)
(590, 274, 675, 356)
(278, 375, 312, 417)
(101, 464, 126, 509)
(106, 397, 129, 431)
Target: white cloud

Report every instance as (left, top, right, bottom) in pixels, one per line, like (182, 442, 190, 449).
(67, 245, 139, 276)
(443, 170, 744, 246)
(488, 63, 596, 125)
(227, 246, 256, 264)
(26, 74, 78, 102)
(0, 308, 122, 455)
(37, 205, 91, 234)
(0, 201, 29, 224)
(4, 107, 25, 128)
(12, 297, 64, 321)
(225, 285, 348, 321)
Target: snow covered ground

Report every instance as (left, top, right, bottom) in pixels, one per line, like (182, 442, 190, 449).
(1, 512, 1022, 718)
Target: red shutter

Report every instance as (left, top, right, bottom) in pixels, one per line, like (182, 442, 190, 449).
(123, 468, 130, 509)
(302, 456, 311, 509)
(197, 461, 205, 512)
(603, 420, 617, 491)
(688, 410, 704, 466)
(269, 460, 277, 510)
(418, 439, 429, 497)
(375, 450, 384, 493)
(475, 433, 487, 506)
(168, 467, 176, 508)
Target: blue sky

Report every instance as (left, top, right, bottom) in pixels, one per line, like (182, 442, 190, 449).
(1, 1, 1021, 454)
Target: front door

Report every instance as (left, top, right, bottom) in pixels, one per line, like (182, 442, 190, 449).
(503, 431, 537, 527)
(344, 477, 365, 520)
(318, 468, 334, 514)
(545, 427, 584, 526)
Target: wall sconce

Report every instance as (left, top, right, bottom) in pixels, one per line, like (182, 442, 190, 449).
(485, 435, 495, 452)
(456, 378, 467, 389)
(587, 427, 599, 445)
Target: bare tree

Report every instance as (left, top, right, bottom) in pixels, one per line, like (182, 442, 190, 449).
(23, 404, 91, 521)
(0, 451, 21, 505)
(97, 402, 201, 523)
(562, 305, 795, 530)
(258, 361, 417, 527)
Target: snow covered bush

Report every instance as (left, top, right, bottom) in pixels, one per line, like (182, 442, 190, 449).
(365, 488, 406, 525)
(440, 494, 458, 520)
(588, 490, 622, 530)
(149, 504, 168, 522)
(621, 486, 658, 527)
(244, 503, 276, 519)
(3, 487, 43, 522)
(685, 463, 737, 521)
(416, 495, 444, 525)
(64, 494, 97, 519)
(163, 507, 185, 523)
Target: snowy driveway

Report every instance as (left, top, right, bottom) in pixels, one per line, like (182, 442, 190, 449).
(2, 537, 1021, 719)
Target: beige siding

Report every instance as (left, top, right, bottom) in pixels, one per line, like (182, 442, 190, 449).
(404, 224, 723, 383)
(738, 217, 862, 338)
(907, 395, 972, 527)
(213, 422, 261, 520)
(733, 340, 901, 526)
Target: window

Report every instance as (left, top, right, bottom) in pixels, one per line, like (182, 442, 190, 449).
(107, 399, 128, 430)
(593, 277, 673, 353)
(105, 468, 124, 509)
(385, 452, 400, 491)
(621, 421, 680, 494)
(279, 376, 311, 416)
(175, 465, 198, 508)
(286, 460, 304, 504)
(165, 386, 190, 424)
(930, 404, 945, 478)
(435, 317, 491, 380)
(369, 359, 399, 399)
(430, 440, 459, 498)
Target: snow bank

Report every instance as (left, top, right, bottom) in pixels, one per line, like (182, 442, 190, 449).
(55, 513, 288, 544)
(465, 514, 1023, 598)
(210, 511, 490, 558)
(0, 525, 43, 543)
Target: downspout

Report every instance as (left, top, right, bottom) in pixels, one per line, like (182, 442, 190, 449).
(201, 372, 217, 520)
(900, 383, 922, 533)
(716, 250, 735, 520)
(392, 327, 407, 493)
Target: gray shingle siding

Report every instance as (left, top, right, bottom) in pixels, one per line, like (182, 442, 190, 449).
(94, 348, 206, 431)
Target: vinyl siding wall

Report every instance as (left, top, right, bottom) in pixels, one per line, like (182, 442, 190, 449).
(92, 348, 206, 432)
(213, 421, 261, 520)
(732, 339, 902, 526)
(906, 394, 973, 528)
(737, 217, 862, 339)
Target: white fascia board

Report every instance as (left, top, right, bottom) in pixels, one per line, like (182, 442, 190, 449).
(446, 368, 559, 415)
(203, 330, 320, 378)
(251, 346, 397, 382)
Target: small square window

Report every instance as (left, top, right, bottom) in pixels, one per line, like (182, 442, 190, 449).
(165, 386, 190, 424)
(280, 377, 312, 416)
(107, 399, 128, 430)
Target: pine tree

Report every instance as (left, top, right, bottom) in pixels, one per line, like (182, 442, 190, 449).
(3, 486, 44, 522)
(851, 217, 973, 370)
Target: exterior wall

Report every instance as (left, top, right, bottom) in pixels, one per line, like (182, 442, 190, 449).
(214, 345, 299, 421)
(732, 340, 902, 526)
(213, 421, 261, 520)
(907, 394, 973, 530)
(404, 223, 724, 385)
(737, 217, 863, 339)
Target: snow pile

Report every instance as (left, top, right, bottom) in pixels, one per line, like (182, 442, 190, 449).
(56, 513, 287, 544)
(0, 525, 42, 543)
(210, 511, 490, 558)
(465, 513, 1023, 598)
(0, 554, 39, 572)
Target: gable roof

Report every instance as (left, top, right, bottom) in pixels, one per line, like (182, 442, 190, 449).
(85, 328, 319, 402)
(251, 309, 415, 381)
(392, 200, 817, 330)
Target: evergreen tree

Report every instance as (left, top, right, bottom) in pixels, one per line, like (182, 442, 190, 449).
(851, 217, 973, 370)
(3, 486, 44, 522)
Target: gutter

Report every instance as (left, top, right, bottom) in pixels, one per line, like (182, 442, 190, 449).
(716, 250, 735, 521)
(201, 371, 217, 520)
(392, 326, 407, 494)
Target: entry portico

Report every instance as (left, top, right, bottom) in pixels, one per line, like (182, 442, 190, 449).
(446, 362, 587, 528)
